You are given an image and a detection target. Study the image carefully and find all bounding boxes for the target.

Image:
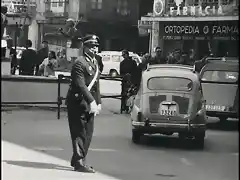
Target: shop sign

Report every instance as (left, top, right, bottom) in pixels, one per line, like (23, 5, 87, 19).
(154, 0, 236, 17)
(163, 21, 239, 41)
(138, 20, 152, 29)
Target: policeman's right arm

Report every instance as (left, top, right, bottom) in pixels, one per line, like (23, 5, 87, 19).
(73, 61, 95, 104)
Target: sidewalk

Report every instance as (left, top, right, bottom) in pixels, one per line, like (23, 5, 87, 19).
(1, 141, 121, 180)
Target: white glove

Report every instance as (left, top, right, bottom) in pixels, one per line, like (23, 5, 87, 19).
(90, 101, 99, 116)
(97, 104, 102, 112)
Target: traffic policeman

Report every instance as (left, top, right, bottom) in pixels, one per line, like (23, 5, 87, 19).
(66, 35, 101, 173)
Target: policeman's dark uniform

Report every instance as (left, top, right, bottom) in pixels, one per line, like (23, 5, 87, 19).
(66, 35, 101, 173)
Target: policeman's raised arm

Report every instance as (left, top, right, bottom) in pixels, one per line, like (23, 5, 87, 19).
(74, 61, 95, 104)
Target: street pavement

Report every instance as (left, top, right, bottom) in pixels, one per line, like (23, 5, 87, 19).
(2, 99, 239, 180)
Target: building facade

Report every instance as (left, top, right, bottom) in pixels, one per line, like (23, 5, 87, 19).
(2, 0, 37, 46)
(33, 0, 143, 52)
(141, 0, 239, 58)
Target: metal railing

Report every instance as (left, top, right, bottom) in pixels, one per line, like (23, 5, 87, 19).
(57, 74, 123, 119)
(2, 74, 123, 119)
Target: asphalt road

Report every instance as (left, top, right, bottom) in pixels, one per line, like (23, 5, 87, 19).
(2, 99, 239, 180)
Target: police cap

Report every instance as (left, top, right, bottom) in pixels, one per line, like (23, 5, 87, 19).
(83, 35, 99, 47)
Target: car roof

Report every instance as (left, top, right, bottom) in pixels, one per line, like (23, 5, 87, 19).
(147, 64, 194, 71)
(98, 51, 138, 56)
(143, 65, 199, 81)
(202, 60, 239, 72)
(206, 57, 238, 62)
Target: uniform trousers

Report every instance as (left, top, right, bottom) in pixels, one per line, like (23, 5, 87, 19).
(67, 99, 94, 166)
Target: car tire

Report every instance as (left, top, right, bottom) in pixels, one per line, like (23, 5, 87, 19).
(194, 132, 205, 149)
(109, 70, 118, 77)
(132, 130, 142, 144)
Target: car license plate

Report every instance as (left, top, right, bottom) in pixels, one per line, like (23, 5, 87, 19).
(206, 105, 225, 111)
(159, 105, 177, 116)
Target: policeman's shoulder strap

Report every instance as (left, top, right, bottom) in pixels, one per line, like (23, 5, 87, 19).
(88, 59, 99, 91)
(84, 54, 99, 91)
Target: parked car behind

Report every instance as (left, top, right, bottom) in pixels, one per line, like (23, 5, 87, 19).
(199, 57, 239, 123)
(98, 51, 142, 77)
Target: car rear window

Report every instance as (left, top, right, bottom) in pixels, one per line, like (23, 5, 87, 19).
(147, 77, 193, 91)
(101, 55, 110, 62)
(201, 71, 238, 83)
(112, 55, 121, 62)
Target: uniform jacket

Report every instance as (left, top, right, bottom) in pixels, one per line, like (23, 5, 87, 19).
(67, 54, 101, 111)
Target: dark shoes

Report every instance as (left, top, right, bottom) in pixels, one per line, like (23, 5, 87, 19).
(74, 165, 95, 173)
(71, 159, 95, 173)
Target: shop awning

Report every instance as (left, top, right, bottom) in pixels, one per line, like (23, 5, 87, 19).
(141, 16, 239, 22)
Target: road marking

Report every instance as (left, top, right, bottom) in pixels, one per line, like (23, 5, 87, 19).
(231, 153, 239, 156)
(33, 147, 64, 151)
(180, 158, 194, 166)
(89, 148, 117, 152)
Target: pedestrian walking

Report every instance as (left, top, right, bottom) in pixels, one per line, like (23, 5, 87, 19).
(19, 40, 38, 76)
(66, 34, 101, 173)
(120, 49, 138, 113)
(35, 40, 49, 75)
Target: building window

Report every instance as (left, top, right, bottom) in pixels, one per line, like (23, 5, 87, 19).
(50, 0, 64, 8)
(91, 0, 103, 10)
(59, 1, 63, 7)
(117, 0, 130, 15)
(51, 1, 58, 7)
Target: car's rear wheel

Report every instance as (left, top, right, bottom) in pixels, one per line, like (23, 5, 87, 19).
(193, 132, 205, 149)
(132, 130, 142, 144)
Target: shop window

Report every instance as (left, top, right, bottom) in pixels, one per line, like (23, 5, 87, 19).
(91, 0, 103, 10)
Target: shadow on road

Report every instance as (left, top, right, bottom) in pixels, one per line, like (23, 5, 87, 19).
(207, 120, 239, 131)
(3, 160, 73, 172)
(138, 135, 204, 151)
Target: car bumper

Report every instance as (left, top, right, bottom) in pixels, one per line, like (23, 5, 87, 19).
(206, 111, 238, 119)
(132, 121, 206, 133)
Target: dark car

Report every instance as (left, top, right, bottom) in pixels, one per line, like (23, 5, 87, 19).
(131, 64, 207, 148)
(199, 58, 239, 123)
